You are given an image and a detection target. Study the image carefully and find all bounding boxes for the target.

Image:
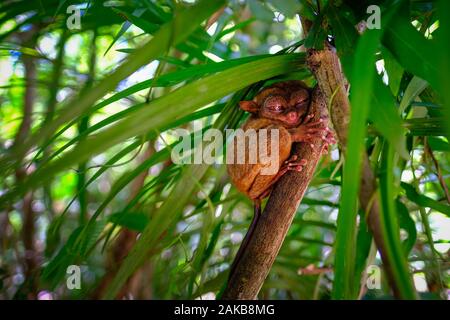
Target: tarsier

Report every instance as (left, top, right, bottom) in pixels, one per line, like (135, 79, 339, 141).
(227, 80, 334, 277)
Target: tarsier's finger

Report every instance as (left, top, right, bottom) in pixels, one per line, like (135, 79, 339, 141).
(288, 155, 298, 161)
(310, 138, 331, 153)
(306, 119, 330, 129)
(287, 165, 303, 172)
(325, 137, 336, 145)
(304, 113, 315, 121)
(278, 167, 289, 175)
(323, 132, 336, 144)
(306, 127, 329, 134)
(305, 119, 324, 127)
(287, 158, 307, 167)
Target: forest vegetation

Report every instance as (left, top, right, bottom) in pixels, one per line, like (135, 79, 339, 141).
(0, 0, 449, 300)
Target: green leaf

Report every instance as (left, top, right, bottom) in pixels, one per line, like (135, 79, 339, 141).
(333, 3, 404, 299)
(111, 7, 159, 34)
(328, 4, 408, 162)
(427, 137, 450, 152)
(248, 0, 274, 21)
(104, 8, 152, 55)
(3, 0, 227, 168)
(298, 2, 315, 21)
(103, 85, 263, 299)
(0, 44, 47, 59)
(383, 5, 439, 90)
(193, 270, 228, 298)
(216, 18, 256, 39)
(353, 211, 373, 297)
(267, 0, 301, 18)
(328, 3, 358, 76)
(396, 199, 417, 255)
(369, 75, 409, 159)
(91, 54, 272, 113)
(89, 146, 171, 224)
(401, 182, 450, 217)
(44, 214, 64, 258)
(381, 46, 404, 97)
(379, 143, 417, 299)
(304, 12, 327, 50)
(436, 0, 450, 139)
(109, 211, 149, 232)
(38, 103, 224, 172)
(1, 53, 304, 205)
(399, 76, 429, 114)
(404, 117, 448, 136)
(333, 27, 382, 300)
(41, 220, 107, 289)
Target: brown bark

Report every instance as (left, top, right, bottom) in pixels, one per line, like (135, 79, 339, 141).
(306, 45, 349, 149)
(13, 26, 40, 299)
(307, 44, 402, 298)
(92, 228, 138, 299)
(222, 86, 329, 299)
(424, 139, 450, 204)
(205, 6, 226, 29)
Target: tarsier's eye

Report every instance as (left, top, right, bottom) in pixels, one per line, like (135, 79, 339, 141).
(264, 96, 285, 112)
(294, 102, 307, 109)
(290, 89, 309, 108)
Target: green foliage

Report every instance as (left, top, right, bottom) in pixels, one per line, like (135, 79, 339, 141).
(0, 0, 448, 300)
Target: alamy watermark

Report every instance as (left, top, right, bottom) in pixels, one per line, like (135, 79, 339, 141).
(64, 3, 382, 32)
(66, 265, 81, 290)
(171, 126, 281, 176)
(366, 265, 381, 290)
(366, 5, 381, 30)
(66, 5, 81, 30)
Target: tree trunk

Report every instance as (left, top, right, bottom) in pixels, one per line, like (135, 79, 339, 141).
(307, 44, 402, 298)
(222, 86, 329, 299)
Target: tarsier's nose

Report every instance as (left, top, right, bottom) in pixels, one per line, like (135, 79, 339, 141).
(286, 111, 299, 123)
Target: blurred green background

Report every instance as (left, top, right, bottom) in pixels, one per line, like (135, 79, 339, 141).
(0, 0, 448, 300)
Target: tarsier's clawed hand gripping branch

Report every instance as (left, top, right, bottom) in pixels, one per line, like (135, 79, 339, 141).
(226, 81, 335, 279)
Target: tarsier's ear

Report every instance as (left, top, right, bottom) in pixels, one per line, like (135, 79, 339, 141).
(239, 100, 259, 113)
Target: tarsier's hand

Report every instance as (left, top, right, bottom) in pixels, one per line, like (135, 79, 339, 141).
(281, 155, 307, 173)
(289, 114, 335, 152)
(320, 130, 336, 155)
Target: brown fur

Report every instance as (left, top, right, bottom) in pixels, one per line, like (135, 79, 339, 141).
(227, 81, 316, 200)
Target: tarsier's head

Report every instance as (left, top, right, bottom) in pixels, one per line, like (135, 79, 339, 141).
(239, 81, 311, 128)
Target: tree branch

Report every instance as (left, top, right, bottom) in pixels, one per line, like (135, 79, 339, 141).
(222, 86, 329, 299)
(307, 43, 402, 298)
(13, 25, 39, 299)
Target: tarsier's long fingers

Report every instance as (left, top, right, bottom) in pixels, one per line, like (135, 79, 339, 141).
(287, 163, 306, 172)
(320, 132, 336, 155)
(284, 156, 307, 172)
(305, 120, 325, 128)
(323, 131, 336, 145)
(308, 129, 336, 152)
(304, 114, 329, 126)
(285, 154, 298, 161)
(286, 159, 307, 167)
(301, 130, 331, 150)
(303, 113, 314, 122)
(284, 154, 306, 164)
(304, 127, 329, 134)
